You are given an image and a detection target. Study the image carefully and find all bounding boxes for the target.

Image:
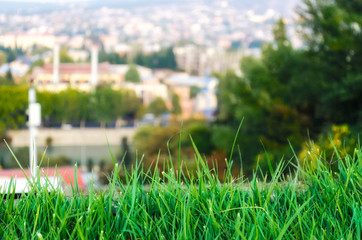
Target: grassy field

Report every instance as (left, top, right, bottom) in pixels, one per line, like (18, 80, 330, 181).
(1, 141, 362, 239)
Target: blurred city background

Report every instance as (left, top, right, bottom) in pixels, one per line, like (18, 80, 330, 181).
(0, 0, 361, 186)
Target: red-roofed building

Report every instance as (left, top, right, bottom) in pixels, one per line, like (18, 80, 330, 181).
(32, 63, 153, 92)
(0, 167, 85, 193)
(32, 63, 122, 91)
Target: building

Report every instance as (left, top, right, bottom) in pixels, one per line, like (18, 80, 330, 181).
(32, 44, 154, 92)
(67, 49, 89, 62)
(174, 45, 243, 76)
(165, 74, 218, 119)
(33, 62, 118, 91)
(0, 34, 55, 50)
(0, 167, 86, 193)
(115, 82, 168, 106)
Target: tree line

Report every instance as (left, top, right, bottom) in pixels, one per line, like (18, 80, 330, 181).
(131, 0, 362, 176)
(0, 86, 141, 139)
(214, 0, 362, 172)
(97, 47, 177, 70)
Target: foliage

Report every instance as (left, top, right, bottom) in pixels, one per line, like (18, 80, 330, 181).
(0, 86, 141, 130)
(296, 0, 362, 124)
(171, 93, 182, 115)
(118, 137, 132, 167)
(180, 122, 215, 155)
(27, 59, 44, 74)
(0, 86, 28, 132)
(0, 51, 6, 65)
(59, 48, 74, 63)
(1, 143, 362, 239)
(134, 47, 177, 70)
(299, 124, 359, 169)
(133, 125, 178, 160)
(133, 120, 219, 171)
(216, 0, 362, 171)
(0, 70, 15, 86)
(190, 86, 199, 99)
(28, 45, 50, 56)
(98, 51, 128, 64)
(147, 97, 168, 116)
(124, 65, 141, 83)
(210, 125, 238, 156)
(0, 46, 23, 63)
(38, 89, 88, 124)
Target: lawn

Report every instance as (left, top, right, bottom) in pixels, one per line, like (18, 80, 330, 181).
(1, 142, 361, 239)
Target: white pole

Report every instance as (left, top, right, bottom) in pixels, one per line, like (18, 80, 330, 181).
(29, 126, 37, 177)
(28, 88, 41, 178)
(53, 43, 60, 84)
(91, 45, 98, 86)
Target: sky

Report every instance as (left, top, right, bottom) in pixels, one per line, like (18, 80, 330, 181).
(0, 0, 301, 17)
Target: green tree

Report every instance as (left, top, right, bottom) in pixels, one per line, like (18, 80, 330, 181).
(297, 0, 362, 124)
(119, 137, 132, 167)
(190, 86, 199, 99)
(0, 70, 15, 85)
(37, 90, 61, 125)
(0, 46, 23, 63)
(215, 1, 362, 173)
(181, 122, 215, 155)
(0, 51, 6, 65)
(133, 125, 177, 158)
(125, 65, 141, 83)
(38, 87, 140, 126)
(59, 89, 86, 122)
(0, 86, 27, 134)
(133, 47, 177, 70)
(215, 19, 316, 171)
(171, 93, 182, 115)
(154, 47, 177, 70)
(147, 97, 168, 116)
(90, 86, 141, 124)
(28, 59, 44, 74)
(98, 51, 128, 64)
(60, 48, 74, 63)
(273, 18, 288, 47)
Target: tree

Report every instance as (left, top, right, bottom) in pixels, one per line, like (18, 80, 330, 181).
(28, 59, 44, 74)
(190, 86, 199, 99)
(0, 70, 15, 85)
(37, 87, 141, 126)
(215, 19, 317, 171)
(296, 0, 362, 125)
(215, 1, 362, 173)
(155, 47, 177, 70)
(119, 137, 132, 167)
(98, 51, 128, 64)
(171, 93, 182, 115)
(60, 48, 74, 63)
(133, 47, 177, 70)
(181, 122, 215, 155)
(125, 65, 141, 83)
(0, 46, 23, 63)
(133, 125, 177, 159)
(0, 86, 27, 134)
(147, 97, 168, 116)
(272, 18, 288, 47)
(0, 51, 6, 65)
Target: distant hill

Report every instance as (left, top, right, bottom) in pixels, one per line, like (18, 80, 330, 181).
(0, 0, 301, 16)
(0, 2, 58, 14)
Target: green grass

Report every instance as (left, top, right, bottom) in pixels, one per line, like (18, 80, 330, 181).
(1, 142, 362, 239)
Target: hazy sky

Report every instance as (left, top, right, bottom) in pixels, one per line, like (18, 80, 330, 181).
(0, 0, 89, 1)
